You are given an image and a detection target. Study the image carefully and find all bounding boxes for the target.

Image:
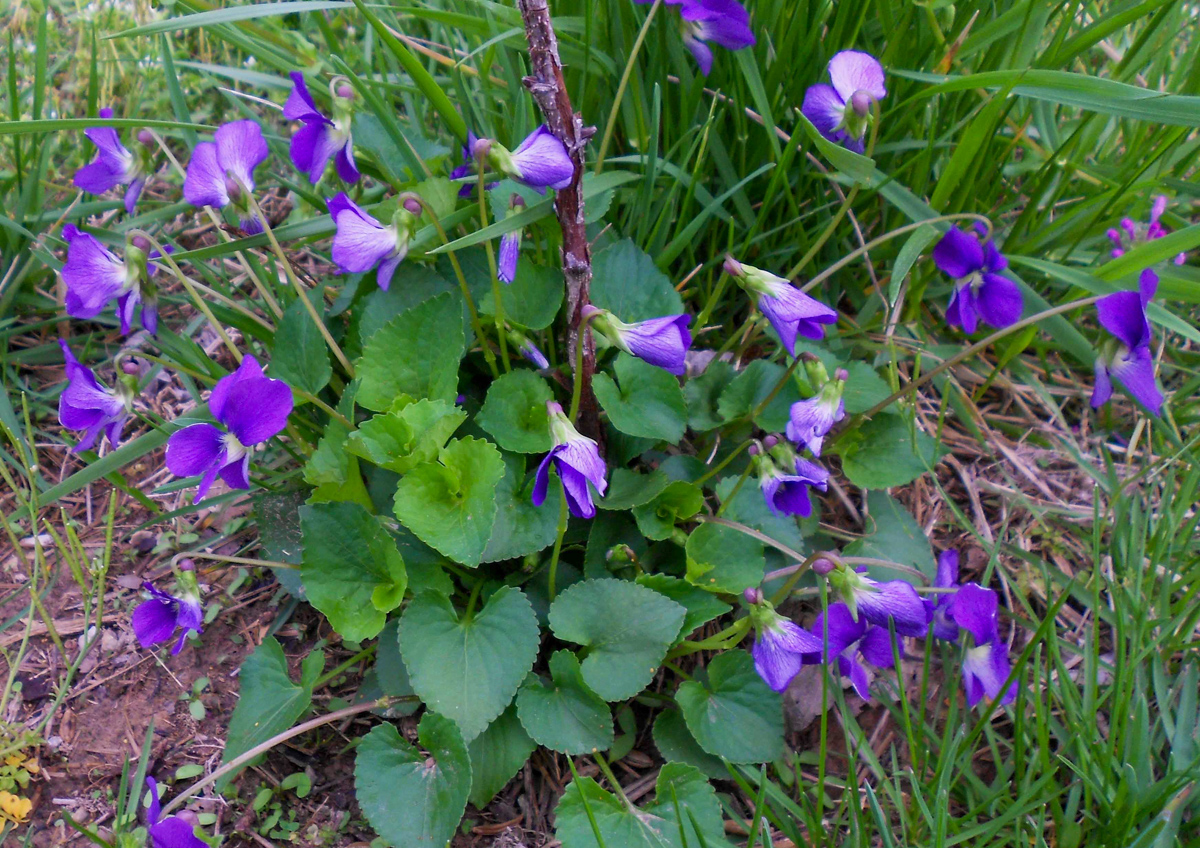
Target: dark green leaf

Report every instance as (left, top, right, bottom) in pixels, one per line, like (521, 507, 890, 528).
(476, 370, 554, 454)
(593, 354, 687, 442)
(676, 650, 784, 764)
(516, 650, 614, 755)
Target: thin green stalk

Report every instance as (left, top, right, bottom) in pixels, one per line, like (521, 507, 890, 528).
(171, 551, 299, 571)
(594, 0, 662, 173)
(134, 231, 242, 363)
(546, 490, 569, 601)
(313, 645, 376, 689)
(786, 184, 861, 280)
(694, 439, 752, 486)
(749, 353, 803, 423)
(241, 192, 355, 377)
(411, 194, 498, 378)
(568, 315, 592, 423)
(478, 161, 510, 371)
(856, 293, 1106, 420)
(715, 460, 756, 517)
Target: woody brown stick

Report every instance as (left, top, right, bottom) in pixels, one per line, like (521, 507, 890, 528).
(515, 0, 601, 443)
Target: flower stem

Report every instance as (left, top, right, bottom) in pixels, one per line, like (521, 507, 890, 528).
(133, 231, 242, 363)
(411, 195, 499, 378)
(593, 0, 662, 174)
(568, 314, 592, 423)
(749, 353, 804, 424)
(477, 161, 510, 371)
(693, 439, 752, 487)
(241, 192, 355, 377)
(714, 460, 755, 517)
(546, 489, 569, 602)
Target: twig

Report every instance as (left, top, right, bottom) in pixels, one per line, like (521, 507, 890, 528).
(516, 0, 601, 442)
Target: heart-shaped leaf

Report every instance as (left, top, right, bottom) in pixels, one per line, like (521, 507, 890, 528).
(393, 436, 506, 567)
(548, 579, 685, 701)
(684, 522, 765, 594)
(593, 354, 687, 443)
(467, 705, 536, 809)
(480, 452, 561, 563)
(400, 586, 540, 741)
(347, 399, 466, 474)
(300, 502, 406, 642)
(357, 291, 464, 411)
(516, 651, 613, 755)
(355, 713, 471, 846)
(676, 650, 784, 764)
(476, 370, 554, 454)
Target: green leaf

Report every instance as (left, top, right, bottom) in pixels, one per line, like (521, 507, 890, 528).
(548, 579, 685, 701)
(467, 705, 536, 809)
(554, 763, 727, 848)
(219, 638, 317, 789)
(476, 370, 554, 454)
(684, 360, 736, 431)
(676, 650, 784, 764)
(357, 292, 464, 411)
(598, 467, 670, 511)
(888, 223, 939, 305)
(635, 574, 731, 639)
(354, 265, 457, 348)
(254, 489, 309, 597)
(400, 586, 540, 741)
(370, 620, 419, 715)
(481, 258, 564, 330)
(591, 239, 685, 321)
(108, 1, 352, 37)
(631, 481, 704, 541)
(354, 714, 471, 847)
(300, 502, 406, 642)
(844, 491, 936, 581)
(685, 522, 765, 595)
(516, 651, 614, 755)
(347, 399, 467, 474)
(795, 109, 877, 184)
(651, 709, 727, 780)
(480, 452, 561, 563)
(393, 437, 506, 567)
(717, 359, 801, 433)
(271, 296, 332, 395)
(835, 415, 941, 489)
(593, 354, 687, 442)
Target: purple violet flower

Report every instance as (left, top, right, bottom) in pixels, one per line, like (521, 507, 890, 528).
(498, 195, 527, 284)
(284, 73, 360, 185)
(145, 777, 209, 848)
(183, 120, 270, 234)
(801, 51, 886, 153)
(165, 355, 293, 504)
(933, 223, 1023, 334)
(532, 401, 608, 518)
(514, 335, 549, 370)
(483, 126, 574, 192)
(827, 566, 929, 637)
(58, 340, 131, 453)
(676, 0, 756, 76)
(787, 366, 846, 457)
(327, 193, 420, 291)
(73, 108, 152, 214)
(809, 602, 900, 701)
(449, 130, 498, 198)
(61, 225, 161, 334)
(757, 454, 829, 518)
(132, 576, 203, 655)
(583, 305, 693, 376)
(928, 549, 960, 641)
(1106, 196, 1187, 265)
(747, 595, 824, 692)
(724, 256, 838, 355)
(1091, 268, 1163, 416)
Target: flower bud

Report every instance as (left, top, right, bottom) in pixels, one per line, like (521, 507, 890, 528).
(122, 359, 141, 375)
(743, 587, 763, 605)
(130, 235, 151, 253)
(471, 136, 493, 162)
(178, 558, 196, 572)
(835, 367, 848, 382)
(137, 129, 155, 147)
(606, 544, 636, 567)
(812, 556, 836, 576)
(722, 254, 744, 278)
(402, 196, 423, 217)
(850, 90, 872, 117)
(224, 175, 242, 201)
(762, 434, 779, 450)
(747, 442, 760, 456)
(336, 82, 355, 101)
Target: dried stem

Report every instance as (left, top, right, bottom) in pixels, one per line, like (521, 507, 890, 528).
(516, 0, 601, 442)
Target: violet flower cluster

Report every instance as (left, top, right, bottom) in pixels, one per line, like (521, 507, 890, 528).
(746, 552, 1017, 709)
